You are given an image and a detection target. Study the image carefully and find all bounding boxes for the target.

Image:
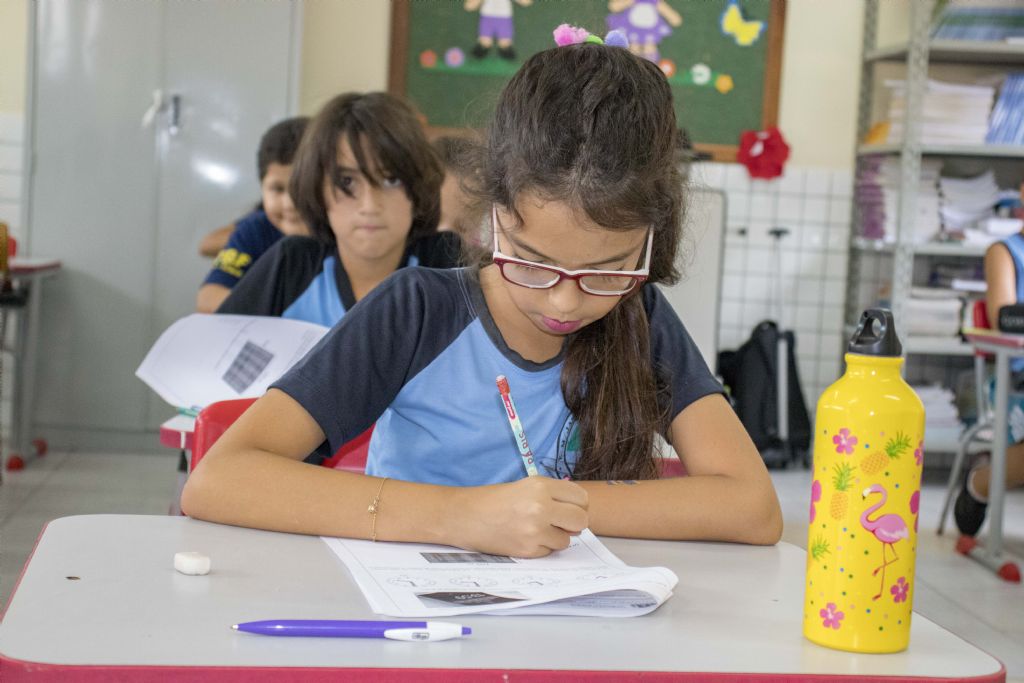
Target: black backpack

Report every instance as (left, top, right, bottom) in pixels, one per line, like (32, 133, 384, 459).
(717, 321, 811, 467)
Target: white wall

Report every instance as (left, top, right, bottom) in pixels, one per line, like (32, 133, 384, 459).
(0, 0, 27, 236)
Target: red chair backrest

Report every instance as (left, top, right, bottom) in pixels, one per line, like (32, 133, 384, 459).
(191, 398, 371, 474)
(972, 299, 992, 330)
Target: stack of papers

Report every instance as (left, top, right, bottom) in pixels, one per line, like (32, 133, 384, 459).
(914, 384, 965, 450)
(323, 530, 677, 618)
(940, 171, 999, 233)
(856, 155, 942, 243)
(136, 314, 329, 411)
(885, 79, 997, 146)
(906, 287, 963, 338)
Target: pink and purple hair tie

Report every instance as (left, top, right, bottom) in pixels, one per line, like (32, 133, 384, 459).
(553, 23, 629, 49)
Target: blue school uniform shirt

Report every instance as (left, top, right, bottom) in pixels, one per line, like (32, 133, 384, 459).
(271, 267, 723, 483)
(216, 232, 462, 328)
(203, 210, 282, 288)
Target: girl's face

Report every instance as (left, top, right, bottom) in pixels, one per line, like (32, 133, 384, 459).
(492, 196, 650, 340)
(323, 136, 414, 263)
(260, 162, 307, 237)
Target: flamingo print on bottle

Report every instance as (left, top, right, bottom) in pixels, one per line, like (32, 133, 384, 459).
(861, 484, 910, 601)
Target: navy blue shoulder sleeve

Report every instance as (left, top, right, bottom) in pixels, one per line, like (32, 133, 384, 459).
(643, 284, 724, 421)
(216, 236, 327, 317)
(271, 268, 475, 453)
(408, 231, 464, 268)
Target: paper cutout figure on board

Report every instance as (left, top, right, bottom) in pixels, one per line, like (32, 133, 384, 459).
(720, 0, 765, 47)
(605, 0, 682, 63)
(465, 0, 533, 61)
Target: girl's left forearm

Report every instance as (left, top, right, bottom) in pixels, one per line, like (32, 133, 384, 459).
(578, 474, 782, 545)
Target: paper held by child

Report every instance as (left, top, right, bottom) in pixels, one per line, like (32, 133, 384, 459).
(322, 530, 677, 618)
(136, 313, 329, 411)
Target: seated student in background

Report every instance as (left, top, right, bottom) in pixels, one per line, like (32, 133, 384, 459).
(216, 92, 462, 327)
(955, 230, 1024, 535)
(196, 117, 311, 313)
(433, 135, 488, 246)
(183, 38, 782, 557)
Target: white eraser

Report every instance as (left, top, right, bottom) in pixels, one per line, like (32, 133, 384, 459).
(174, 551, 211, 575)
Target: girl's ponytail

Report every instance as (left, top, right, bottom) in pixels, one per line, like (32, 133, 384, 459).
(562, 294, 668, 481)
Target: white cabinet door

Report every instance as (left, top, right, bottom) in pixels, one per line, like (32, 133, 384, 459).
(28, 0, 298, 450)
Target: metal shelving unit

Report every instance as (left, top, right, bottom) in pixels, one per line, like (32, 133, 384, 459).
(846, 1, 1024, 451)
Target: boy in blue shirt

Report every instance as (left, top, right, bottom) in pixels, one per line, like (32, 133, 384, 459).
(196, 117, 310, 312)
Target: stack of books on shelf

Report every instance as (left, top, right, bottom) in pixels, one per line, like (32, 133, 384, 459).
(906, 287, 964, 338)
(986, 73, 1024, 146)
(856, 156, 942, 243)
(932, 5, 1024, 41)
(885, 79, 996, 146)
(914, 384, 965, 452)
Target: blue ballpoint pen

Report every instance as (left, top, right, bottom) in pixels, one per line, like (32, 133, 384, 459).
(232, 620, 472, 641)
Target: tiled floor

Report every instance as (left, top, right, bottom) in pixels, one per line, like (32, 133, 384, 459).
(1, 451, 1022, 680)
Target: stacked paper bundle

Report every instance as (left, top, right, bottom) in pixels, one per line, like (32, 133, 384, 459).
(914, 384, 964, 451)
(885, 79, 996, 146)
(940, 170, 998, 230)
(856, 156, 942, 243)
(905, 287, 963, 338)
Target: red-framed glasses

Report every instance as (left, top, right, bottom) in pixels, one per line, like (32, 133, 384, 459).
(490, 206, 652, 297)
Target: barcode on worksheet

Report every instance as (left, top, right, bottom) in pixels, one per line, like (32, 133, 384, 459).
(420, 552, 515, 564)
(222, 341, 274, 394)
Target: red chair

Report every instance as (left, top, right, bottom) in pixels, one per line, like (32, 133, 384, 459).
(191, 398, 372, 474)
(938, 300, 993, 534)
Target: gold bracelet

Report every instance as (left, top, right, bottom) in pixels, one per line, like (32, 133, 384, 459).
(368, 477, 388, 542)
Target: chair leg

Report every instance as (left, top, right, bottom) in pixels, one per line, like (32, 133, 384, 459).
(937, 420, 988, 535)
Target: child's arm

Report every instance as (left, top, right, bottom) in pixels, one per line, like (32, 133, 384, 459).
(198, 224, 234, 258)
(984, 242, 1017, 325)
(196, 284, 231, 313)
(577, 393, 782, 545)
(609, 0, 635, 12)
(181, 388, 589, 557)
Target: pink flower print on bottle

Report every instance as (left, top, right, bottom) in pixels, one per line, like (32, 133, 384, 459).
(820, 602, 844, 629)
(832, 428, 858, 455)
(914, 440, 924, 466)
(809, 479, 822, 523)
(910, 490, 920, 533)
(890, 577, 909, 603)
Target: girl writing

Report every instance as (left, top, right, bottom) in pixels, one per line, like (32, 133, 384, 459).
(216, 92, 462, 327)
(183, 36, 782, 556)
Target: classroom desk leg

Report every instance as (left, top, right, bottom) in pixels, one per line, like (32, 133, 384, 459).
(957, 349, 1022, 583)
(6, 278, 47, 470)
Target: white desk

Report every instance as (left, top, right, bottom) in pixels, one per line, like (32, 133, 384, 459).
(0, 515, 1005, 681)
(2, 258, 61, 472)
(961, 328, 1024, 582)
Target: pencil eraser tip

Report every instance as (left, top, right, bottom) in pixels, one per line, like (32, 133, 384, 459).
(496, 375, 509, 392)
(174, 551, 211, 575)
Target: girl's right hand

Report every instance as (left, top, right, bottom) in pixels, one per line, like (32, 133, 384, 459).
(453, 477, 589, 558)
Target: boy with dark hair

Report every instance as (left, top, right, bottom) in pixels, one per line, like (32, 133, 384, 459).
(196, 116, 310, 313)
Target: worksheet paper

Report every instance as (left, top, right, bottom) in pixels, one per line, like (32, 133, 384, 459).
(322, 530, 677, 617)
(136, 313, 328, 410)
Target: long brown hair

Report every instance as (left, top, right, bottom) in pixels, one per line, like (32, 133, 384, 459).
(289, 92, 442, 247)
(480, 43, 686, 481)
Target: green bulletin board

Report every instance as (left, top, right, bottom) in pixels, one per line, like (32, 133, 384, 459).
(389, 0, 785, 161)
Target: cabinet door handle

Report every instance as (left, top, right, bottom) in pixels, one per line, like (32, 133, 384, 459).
(168, 94, 181, 137)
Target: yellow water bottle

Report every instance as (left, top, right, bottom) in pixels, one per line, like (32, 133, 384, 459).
(803, 309, 925, 653)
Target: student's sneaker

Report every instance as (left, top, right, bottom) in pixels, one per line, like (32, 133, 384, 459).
(954, 464, 988, 537)
(471, 42, 490, 59)
(498, 45, 516, 60)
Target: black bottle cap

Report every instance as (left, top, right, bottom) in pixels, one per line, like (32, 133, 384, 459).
(847, 309, 903, 357)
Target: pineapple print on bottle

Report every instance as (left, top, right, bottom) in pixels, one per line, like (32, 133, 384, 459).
(861, 432, 911, 476)
(803, 310, 924, 654)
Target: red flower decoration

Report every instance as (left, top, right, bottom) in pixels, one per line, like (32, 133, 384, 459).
(737, 127, 790, 180)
